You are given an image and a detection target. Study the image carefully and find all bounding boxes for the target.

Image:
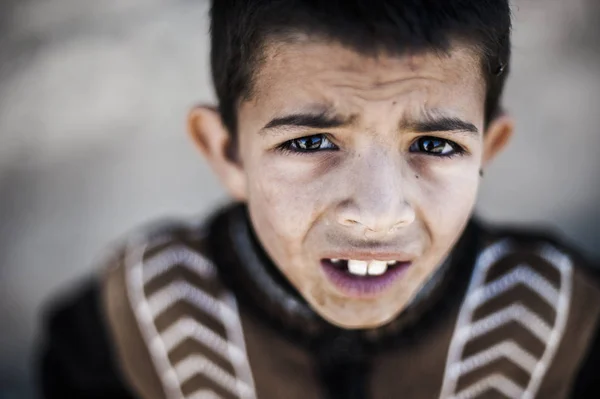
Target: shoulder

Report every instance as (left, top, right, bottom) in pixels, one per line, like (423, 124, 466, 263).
(39, 215, 224, 399)
(476, 220, 599, 286)
(99, 213, 252, 399)
(439, 220, 600, 398)
(482, 228, 600, 397)
(469, 220, 600, 327)
(39, 278, 138, 398)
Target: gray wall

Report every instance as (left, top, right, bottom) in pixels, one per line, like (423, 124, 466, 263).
(0, 0, 598, 396)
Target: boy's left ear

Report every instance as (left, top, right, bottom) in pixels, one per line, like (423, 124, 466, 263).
(482, 113, 514, 165)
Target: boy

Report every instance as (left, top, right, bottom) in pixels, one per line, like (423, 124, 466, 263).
(40, 1, 600, 398)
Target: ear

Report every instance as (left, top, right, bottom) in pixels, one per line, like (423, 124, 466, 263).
(482, 113, 514, 166)
(187, 106, 247, 201)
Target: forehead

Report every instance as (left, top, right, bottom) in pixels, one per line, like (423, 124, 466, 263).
(241, 39, 486, 127)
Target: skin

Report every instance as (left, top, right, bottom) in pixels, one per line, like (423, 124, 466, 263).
(189, 39, 513, 329)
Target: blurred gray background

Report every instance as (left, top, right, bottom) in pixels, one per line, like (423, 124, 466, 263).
(0, 0, 599, 397)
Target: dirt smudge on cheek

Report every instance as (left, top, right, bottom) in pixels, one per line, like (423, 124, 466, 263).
(310, 284, 328, 308)
(407, 156, 436, 181)
(311, 152, 342, 176)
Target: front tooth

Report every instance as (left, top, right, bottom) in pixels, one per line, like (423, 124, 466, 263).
(347, 260, 368, 276)
(368, 260, 388, 276)
(386, 260, 397, 266)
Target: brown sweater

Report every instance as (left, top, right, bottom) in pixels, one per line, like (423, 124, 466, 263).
(40, 204, 600, 398)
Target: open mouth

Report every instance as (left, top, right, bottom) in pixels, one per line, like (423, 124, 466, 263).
(321, 258, 412, 297)
(325, 259, 401, 276)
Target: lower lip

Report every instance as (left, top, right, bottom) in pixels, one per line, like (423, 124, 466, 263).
(321, 260, 411, 299)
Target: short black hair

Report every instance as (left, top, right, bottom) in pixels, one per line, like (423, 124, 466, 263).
(210, 0, 511, 136)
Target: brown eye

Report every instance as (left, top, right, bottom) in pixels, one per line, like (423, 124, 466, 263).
(410, 136, 459, 156)
(284, 134, 337, 152)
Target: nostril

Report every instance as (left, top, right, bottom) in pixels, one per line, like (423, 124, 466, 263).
(364, 228, 385, 239)
(391, 218, 411, 230)
(340, 218, 360, 227)
(335, 201, 363, 227)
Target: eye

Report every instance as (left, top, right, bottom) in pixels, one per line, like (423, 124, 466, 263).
(410, 136, 462, 156)
(279, 134, 337, 153)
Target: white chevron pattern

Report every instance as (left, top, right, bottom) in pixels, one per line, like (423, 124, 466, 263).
(124, 238, 257, 399)
(160, 317, 244, 362)
(439, 240, 573, 399)
(187, 390, 222, 399)
(174, 355, 253, 397)
(450, 340, 538, 377)
(146, 279, 236, 321)
(460, 303, 552, 343)
(454, 374, 525, 399)
(468, 265, 559, 308)
(143, 244, 217, 284)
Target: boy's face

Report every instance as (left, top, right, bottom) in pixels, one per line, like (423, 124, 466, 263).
(191, 39, 512, 329)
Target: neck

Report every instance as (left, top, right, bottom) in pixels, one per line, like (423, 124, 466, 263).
(208, 203, 481, 347)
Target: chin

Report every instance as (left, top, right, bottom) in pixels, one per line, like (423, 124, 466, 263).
(315, 304, 401, 330)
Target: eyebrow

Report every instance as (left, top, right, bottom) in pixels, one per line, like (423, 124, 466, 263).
(260, 108, 479, 136)
(260, 111, 355, 135)
(403, 114, 479, 135)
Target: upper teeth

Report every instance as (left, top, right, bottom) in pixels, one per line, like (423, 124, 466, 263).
(347, 260, 368, 275)
(346, 260, 390, 276)
(367, 260, 388, 276)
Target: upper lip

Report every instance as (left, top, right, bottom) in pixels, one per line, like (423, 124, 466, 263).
(320, 251, 415, 262)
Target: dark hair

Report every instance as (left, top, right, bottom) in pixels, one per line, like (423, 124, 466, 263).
(210, 0, 511, 135)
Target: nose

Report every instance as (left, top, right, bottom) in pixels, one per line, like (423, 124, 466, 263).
(336, 200, 416, 238)
(334, 155, 416, 237)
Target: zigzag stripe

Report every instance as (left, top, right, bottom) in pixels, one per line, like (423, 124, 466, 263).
(143, 245, 216, 284)
(219, 292, 257, 399)
(539, 245, 572, 274)
(146, 279, 235, 321)
(471, 241, 514, 283)
(127, 243, 185, 399)
(468, 265, 559, 309)
(459, 303, 552, 344)
(450, 340, 538, 378)
(187, 390, 223, 399)
(452, 373, 524, 399)
(126, 237, 257, 399)
(439, 240, 573, 399)
(175, 355, 253, 398)
(161, 317, 244, 362)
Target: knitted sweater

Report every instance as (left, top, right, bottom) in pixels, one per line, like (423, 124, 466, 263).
(39, 204, 600, 398)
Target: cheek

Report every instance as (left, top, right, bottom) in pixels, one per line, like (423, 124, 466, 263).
(411, 159, 480, 239)
(245, 155, 333, 252)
